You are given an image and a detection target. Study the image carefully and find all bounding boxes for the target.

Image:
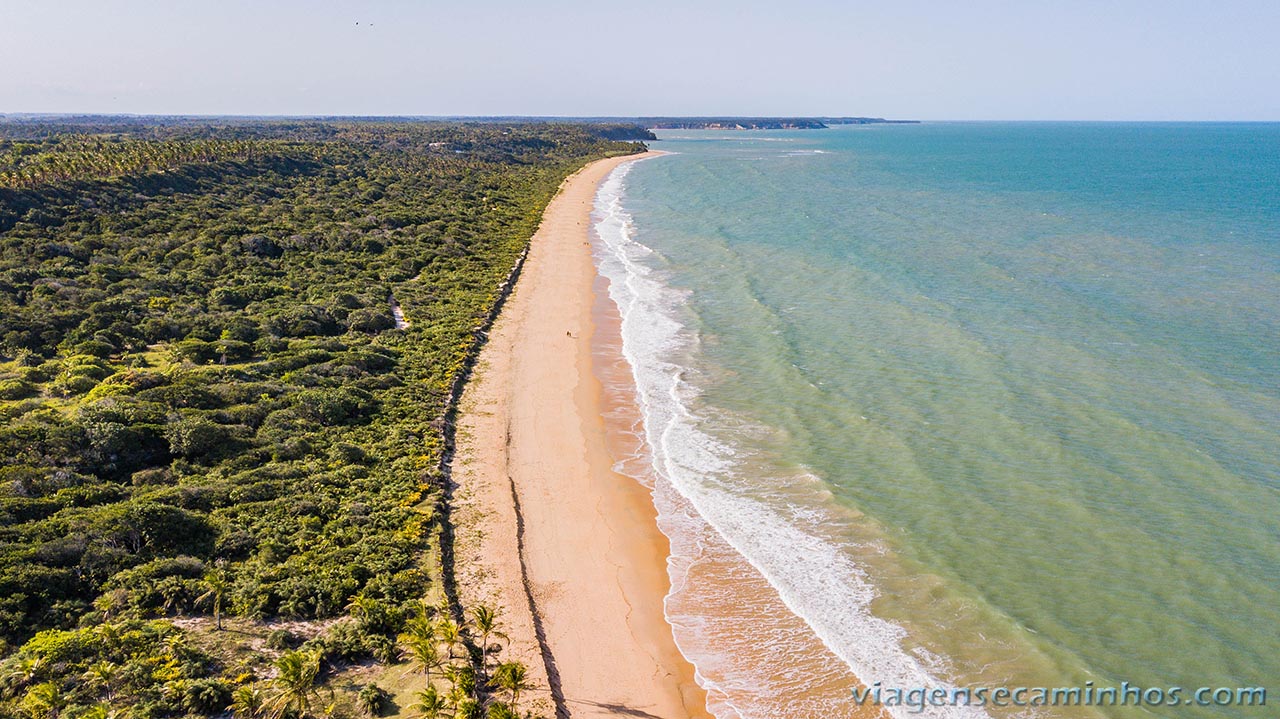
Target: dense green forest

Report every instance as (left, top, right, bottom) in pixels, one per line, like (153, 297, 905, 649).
(0, 118, 649, 718)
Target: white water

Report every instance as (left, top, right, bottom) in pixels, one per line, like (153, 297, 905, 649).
(591, 160, 991, 719)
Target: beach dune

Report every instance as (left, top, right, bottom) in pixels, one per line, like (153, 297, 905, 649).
(452, 152, 710, 719)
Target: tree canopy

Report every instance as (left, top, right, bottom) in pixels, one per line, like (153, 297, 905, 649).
(0, 117, 647, 717)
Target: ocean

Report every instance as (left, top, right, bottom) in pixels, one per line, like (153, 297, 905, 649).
(590, 123, 1280, 719)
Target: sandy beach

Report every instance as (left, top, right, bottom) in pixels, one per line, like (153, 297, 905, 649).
(452, 151, 710, 719)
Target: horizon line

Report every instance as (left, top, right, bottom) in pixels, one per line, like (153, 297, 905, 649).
(3, 112, 1280, 124)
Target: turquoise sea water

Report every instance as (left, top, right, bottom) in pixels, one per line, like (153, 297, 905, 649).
(592, 124, 1280, 718)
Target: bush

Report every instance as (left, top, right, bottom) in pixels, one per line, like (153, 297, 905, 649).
(75, 339, 116, 358)
(292, 387, 373, 426)
(165, 416, 229, 458)
(53, 375, 99, 396)
(13, 349, 42, 367)
(357, 683, 391, 716)
(308, 620, 371, 662)
(209, 286, 249, 308)
(366, 633, 399, 663)
(63, 356, 114, 379)
(266, 628, 298, 650)
(330, 442, 369, 465)
(214, 339, 254, 363)
(0, 379, 36, 400)
(131, 467, 171, 486)
(183, 677, 233, 712)
(487, 703, 519, 719)
(171, 338, 218, 364)
(348, 308, 395, 334)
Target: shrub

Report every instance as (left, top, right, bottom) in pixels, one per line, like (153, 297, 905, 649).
(487, 703, 519, 719)
(214, 339, 254, 363)
(0, 379, 36, 400)
(165, 416, 229, 458)
(308, 620, 371, 663)
(63, 356, 114, 379)
(183, 677, 233, 712)
(13, 349, 42, 367)
(292, 387, 373, 426)
(74, 339, 116, 358)
(266, 628, 298, 650)
(209, 286, 249, 309)
(171, 338, 218, 364)
(348, 308, 395, 334)
(53, 375, 99, 396)
(357, 683, 391, 716)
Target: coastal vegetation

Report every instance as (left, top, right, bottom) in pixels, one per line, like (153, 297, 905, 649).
(634, 116, 917, 129)
(0, 118, 648, 717)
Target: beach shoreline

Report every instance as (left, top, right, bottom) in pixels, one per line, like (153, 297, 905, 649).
(451, 150, 710, 718)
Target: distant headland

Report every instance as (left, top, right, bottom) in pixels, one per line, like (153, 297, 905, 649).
(0, 114, 919, 133)
(635, 117, 920, 130)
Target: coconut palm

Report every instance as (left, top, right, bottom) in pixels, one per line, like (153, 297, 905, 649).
(493, 661, 532, 713)
(265, 650, 321, 719)
(409, 686, 447, 719)
(443, 680, 479, 719)
(196, 565, 231, 630)
(402, 613, 437, 645)
(2, 655, 44, 695)
(231, 685, 266, 719)
(443, 663, 476, 700)
(345, 593, 378, 623)
(81, 661, 118, 701)
(18, 681, 63, 719)
(78, 705, 118, 719)
(469, 604, 507, 679)
(452, 697, 480, 719)
(485, 704, 518, 719)
(405, 636, 444, 684)
(437, 618, 461, 660)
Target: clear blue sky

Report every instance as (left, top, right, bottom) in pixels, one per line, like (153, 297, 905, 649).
(3, 0, 1278, 120)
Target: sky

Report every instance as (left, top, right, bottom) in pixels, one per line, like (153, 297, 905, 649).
(2, 0, 1279, 120)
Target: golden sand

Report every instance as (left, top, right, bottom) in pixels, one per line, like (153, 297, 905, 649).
(452, 152, 711, 719)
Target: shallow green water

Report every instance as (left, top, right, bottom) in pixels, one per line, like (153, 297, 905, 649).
(605, 123, 1280, 717)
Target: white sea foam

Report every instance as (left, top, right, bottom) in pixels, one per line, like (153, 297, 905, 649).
(591, 160, 992, 719)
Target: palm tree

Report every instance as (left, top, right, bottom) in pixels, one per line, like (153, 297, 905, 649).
(409, 686, 447, 719)
(399, 612, 441, 681)
(437, 618, 461, 660)
(92, 590, 127, 622)
(452, 697, 480, 719)
(78, 706, 119, 719)
(405, 637, 443, 685)
(493, 661, 532, 714)
(79, 707, 105, 719)
(442, 663, 476, 700)
(485, 704, 518, 719)
(469, 605, 507, 679)
(346, 593, 382, 630)
(82, 661, 118, 701)
(2, 655, 44, 695)
(265, 650, 321, 719)
(443, 682, 473, 718)
(18, 681, 64, 719)
(402, 613, 437, 645)
(231, 685, 266, 719)
(93, 622, 122, 647)
(196, 565, 231, 630)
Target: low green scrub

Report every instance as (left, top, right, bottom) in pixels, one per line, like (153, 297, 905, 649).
(0, 118, 648, 715)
